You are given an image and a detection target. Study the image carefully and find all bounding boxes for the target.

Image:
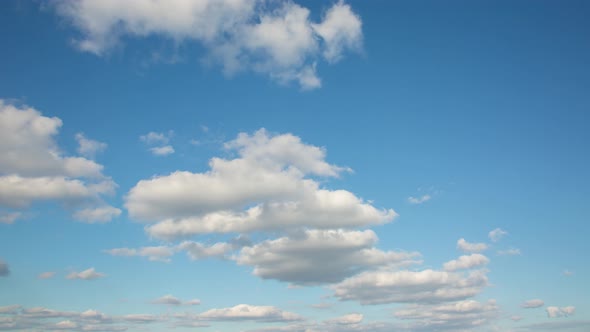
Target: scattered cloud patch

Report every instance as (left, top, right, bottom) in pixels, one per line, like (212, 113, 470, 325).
(521, 299, 544, 308)
(488, 228, 507, 242)
(563, 270, 574, 277)
(0, 259, 9, 277)
(0, 211, 21, 224)
(407, 194, 431, 205)
(150, 295, 199, 306)
(52, 0, 363, 89)
(497, 248, 521, 256)
(443, 254, 489, 271)
(140, 131, 174, 156)
(105, 246, 175, 262)
(66, 268, 105, 280)
(457, 238, 488, 253)
(198, 304, 303, 322)
(150, 145, 175, 156)
(546, 306, 575, 318)
(75, 133, 107, 159)
(73, 206, 121, 223)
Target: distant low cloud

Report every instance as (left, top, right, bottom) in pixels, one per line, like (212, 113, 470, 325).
(38, 272, 56, 279)
(151, 295, 200, 306)
(66, 268, 105, 280)
(105, 246, 175, 262)
(521, 299, 544, 308)
(198, 304, 302, 322)
(488, 228, 508, 242)
(52, 0, 363, 89)
(457, 238, 488, 253)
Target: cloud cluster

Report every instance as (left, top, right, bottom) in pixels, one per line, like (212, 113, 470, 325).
(66, 268, 106, 280)
(52, 0, 362, 89)
(140, 131, 175, 156)
(546, 306, 575, 318)
(456, 238, 488, 253)
(127, 129, 395, 239)
(0, 100, 119, 223)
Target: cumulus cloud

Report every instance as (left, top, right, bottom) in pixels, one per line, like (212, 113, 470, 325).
(73, 206, 121, 223)
(488, 228, 507, 242)
(546, 306, 575, 318)
(407, 194, 431, 205)
(127, 129, 395, 239)
(198, 304, 302, 322)
(393, 299, 499, 331)
(52, 0, 363, 89)
(443, 254, 489, 271)
(75, 133, 106, 159)
(66, 268, 106, 280)
(0, 259, 9, 277)
(456, 238, 488, 253)
(150, 145, 175, 156)
(150, 295, 199, 306)
(521, 299, 544, 308)
(237, 229, 420, 285)
(331, 268, 489, 305)
(38, 272, 56, 279)
(0, 100, 118, 222)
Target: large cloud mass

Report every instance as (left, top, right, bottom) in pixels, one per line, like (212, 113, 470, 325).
(0, 101, 119, 223)
(52, 0, 363, 89)
(126, 129, 396, 239)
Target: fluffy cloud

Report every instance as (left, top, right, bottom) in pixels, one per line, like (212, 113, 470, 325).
(140, 131, 175, 156)
(443, 254, 489, 271)
(0, 101, 119, 223)
(393, 299, 499, 331)
(150, 145, 175, 156)
(66, 268, 106, 280)
(456, 238, 488, 253)
(521, 299, 544, 308)
(407, 194, 431, 205)
(331, 268, 489, 305)
(198, 304, 302, 322)
(126, 129, 395, 239)
(75, 133, 106, 158)
(237, 229, 420, 285)
(52, 0, 362, 89)
(488, 228, 507, 242)
(546, 306, 575, 318)
(73, 206, 121, 223)
(0, 259, 9, 277)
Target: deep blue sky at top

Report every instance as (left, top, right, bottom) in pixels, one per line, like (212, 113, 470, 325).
(0, 0, 589, 324)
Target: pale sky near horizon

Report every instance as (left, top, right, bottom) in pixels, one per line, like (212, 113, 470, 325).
(1, 1, 589, 331)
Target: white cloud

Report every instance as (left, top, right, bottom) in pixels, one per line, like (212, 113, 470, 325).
(52, 0, 363, 89)
(178, 241, 233, 260)
(0, 211, 21, 224)
(38, 272, 56, 279)
(75, 133, 106, 159)
(521, 299, 544, 308)
(140, 132, 170, 145)
(198, 304, 302, 322)
(151, 295, 182, 306)
(0, 100, 118, 222)
(0, 259, 9, 277)
(66, 268, 106, 280)
(407, 194, 431, 205)
(73, 206, 121, 223)
(393, 299, 499, 331)
(126, 129, 395, 239)
(546, 306, 575, 318)
(331, 268, 489, 305)
(443, 254, 489, 271)
(237, 229, 420, 285)
(488, 228, 508, 242)
(150, 145, 175, 156)
(105, 246, 175, 262)
(325, 313, 363, 325)
(456, 238, 488, 253)
(563, 269, 574, 276)
(0, 305, 21, 314)
(497, 248, 521, 256)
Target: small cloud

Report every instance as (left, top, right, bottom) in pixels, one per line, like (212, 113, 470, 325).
(511, 315, 523, 321)
(73, 206, 121, 223)
(186, 299, 201, 306)
(546, 306, 575, 318)
(488, 228, 508, 242)
(408, 194, 431, 205)
(563, 270, 574, 277)
(497, 248, 521, 256)
(38, 271, 56, 279)
(66, 267, 105, 280)
(75, 133, 107, 159)
(521, 299, 544, 308)
(140, 132, 170, 145)
(0, 259, 9, 277)
(311, 302, 333, 309)
(0, 212, 21, 224)
(457, 238, 488, 253)
(150, 145, 175, 156)
(151, 295, 199, 306)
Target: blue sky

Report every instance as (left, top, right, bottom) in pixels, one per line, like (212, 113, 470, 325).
(0, 0, 589, 331)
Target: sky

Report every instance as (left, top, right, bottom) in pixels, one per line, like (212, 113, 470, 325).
(0, 0, 589, 331)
